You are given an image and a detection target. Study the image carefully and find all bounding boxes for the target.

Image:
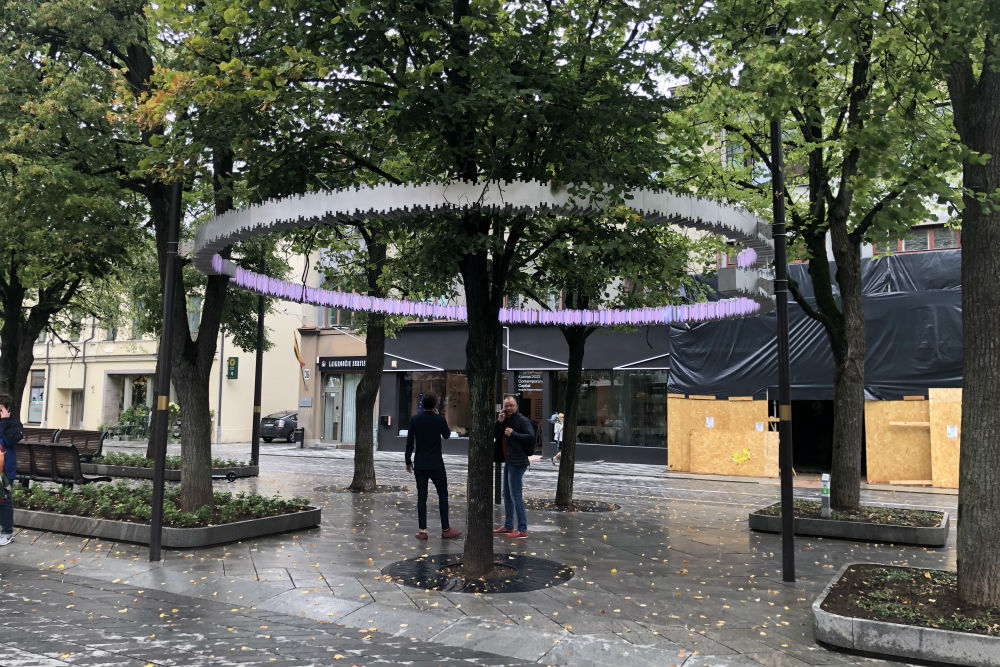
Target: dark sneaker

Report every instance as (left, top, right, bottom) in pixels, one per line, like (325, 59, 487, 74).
(492, 527, 514, 534)
(504, 531, 529, 539)
(441, 528, 462, 539)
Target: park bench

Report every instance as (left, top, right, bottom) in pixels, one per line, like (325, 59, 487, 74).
(13, 441, 32, 482)
(21, 442, 111, 487)
(21, 427, 60, 444)
(54, 429, 108, 462)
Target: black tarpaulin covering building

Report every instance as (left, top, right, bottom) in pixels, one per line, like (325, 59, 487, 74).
(668, 250, 962, 400)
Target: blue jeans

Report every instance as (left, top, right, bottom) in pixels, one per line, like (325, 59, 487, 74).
(0, 484, 12, 535)
(502, 463, 528, 532)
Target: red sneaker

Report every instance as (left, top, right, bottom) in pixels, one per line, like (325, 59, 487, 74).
(492, 527, 514, 534)
(441, 528, 462, 539)
(504, 531, 529, 539)
(414, 530, 428, 539)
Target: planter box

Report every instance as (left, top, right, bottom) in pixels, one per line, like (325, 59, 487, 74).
(81, 464, 259, 481)
(748, 504, 949, 547)
(14, 507, 320, 548)
(814, 563, 1000, 667)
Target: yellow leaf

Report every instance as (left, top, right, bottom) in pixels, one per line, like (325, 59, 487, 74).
(924, 572, 932, 579)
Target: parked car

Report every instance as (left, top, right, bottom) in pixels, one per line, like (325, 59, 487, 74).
(260, 410, 297, 442)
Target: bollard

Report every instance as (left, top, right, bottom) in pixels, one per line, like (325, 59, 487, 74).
(821, 473, 831, 518)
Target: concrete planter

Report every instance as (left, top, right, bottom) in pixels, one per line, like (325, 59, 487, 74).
(814, 563, 1000, 667)
(14, 507, 320, 548)
(748, 504, 949, 546)
(80, 464, 259, 481)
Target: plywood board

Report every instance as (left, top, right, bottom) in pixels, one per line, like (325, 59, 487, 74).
(688, 429, 778, 477)
(667, 397, 770, 473)
(928, 387, 961, 488)
(864, 401, 931, 484)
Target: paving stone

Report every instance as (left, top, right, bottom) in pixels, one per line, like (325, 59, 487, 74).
(2, 448, 959, 666)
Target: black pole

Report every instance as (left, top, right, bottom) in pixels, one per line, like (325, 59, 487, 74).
(149, 181, 182, 562)
(250, 261, 265, 465)
(767, 24, 795, 583)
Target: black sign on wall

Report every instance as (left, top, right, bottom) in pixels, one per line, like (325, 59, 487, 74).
(319, 356, 366, 371)
(517, 371, 543, 391)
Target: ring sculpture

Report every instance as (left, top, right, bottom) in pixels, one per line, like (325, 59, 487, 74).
(193, 180, 775, 325)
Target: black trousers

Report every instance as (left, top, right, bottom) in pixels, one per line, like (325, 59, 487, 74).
(415, 466, 450, 531)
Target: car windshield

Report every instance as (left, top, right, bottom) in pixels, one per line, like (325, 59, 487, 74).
(265, 411, 294, 419)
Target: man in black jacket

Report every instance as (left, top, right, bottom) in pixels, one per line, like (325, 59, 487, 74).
(406, 393, 461, 540)
(493, 395, 535, 539)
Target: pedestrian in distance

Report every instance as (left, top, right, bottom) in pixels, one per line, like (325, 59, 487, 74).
(550, 412, 564, 465)
(493, 395, 535, 539)
(0, 392, 24, 546)
(405, 392, 462, 540)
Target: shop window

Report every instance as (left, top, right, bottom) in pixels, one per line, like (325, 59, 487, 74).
(554, 370, 669, 448)
(397, 371, 471, 437)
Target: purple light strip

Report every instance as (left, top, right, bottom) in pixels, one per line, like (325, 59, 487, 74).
(736, 247, 758, 268)
(216, 254, 760, 326)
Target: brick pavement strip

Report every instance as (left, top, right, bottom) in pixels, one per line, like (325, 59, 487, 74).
(0, 566, 536, 666)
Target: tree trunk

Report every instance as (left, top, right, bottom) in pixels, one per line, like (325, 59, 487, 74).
(460, 244, 500, 578)
(827, 234, 865, 511)
(956, 169, 1000, 606)
(554, 325, 588, 506)
(349, 311, 384, 492)
(164, 147, 233, 513)
(0, 268, 74, 418)
(174, 355, 214, 512)
(949, 56, 1000, 606)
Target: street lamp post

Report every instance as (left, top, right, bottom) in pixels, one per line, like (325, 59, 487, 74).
(767, 24, 796, 584)
(251, 259, 265, 466)
(149, 181, 182, 562)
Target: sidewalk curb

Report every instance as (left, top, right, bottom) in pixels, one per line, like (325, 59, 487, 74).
(813, 562, 1000, 667)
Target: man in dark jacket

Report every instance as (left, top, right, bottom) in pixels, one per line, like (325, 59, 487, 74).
(406, 393, 461, 540)
(493, 395, 535, 539)
(0, 392, 24, 546)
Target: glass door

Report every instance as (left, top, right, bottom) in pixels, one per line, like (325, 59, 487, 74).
(323, 374, 343, 442)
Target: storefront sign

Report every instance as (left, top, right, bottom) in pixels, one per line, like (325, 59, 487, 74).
(319, 356, 365, 370)
(517, 372, 543, 391)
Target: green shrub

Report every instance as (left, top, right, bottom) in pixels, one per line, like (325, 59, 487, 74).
(12, 482, 309, 527)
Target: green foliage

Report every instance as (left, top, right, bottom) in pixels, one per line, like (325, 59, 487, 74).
(680, 0, 962, 245)
(92, 451, 245, 469)
(117, 404, 151, 427)
(0, 3, 146, 398)
(12, 482, 307, 527)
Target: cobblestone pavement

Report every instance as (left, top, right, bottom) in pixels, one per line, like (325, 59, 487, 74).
(0, 442, 956, 666)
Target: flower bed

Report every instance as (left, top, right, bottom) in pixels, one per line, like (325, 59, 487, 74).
(14, 481, 307, 527)
(814, 563, 1000, 666)
(13, 482, 319, 548)
(749, 500, 949, 546)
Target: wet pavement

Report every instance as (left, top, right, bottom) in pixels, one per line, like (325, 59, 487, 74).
(0, 441, 956, 666)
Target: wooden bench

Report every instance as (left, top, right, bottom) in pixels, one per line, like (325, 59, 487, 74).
(54, 429, 107, 462)
(22, 442, 111, 487)
(21, 427, 60, 444)
(14, 441, 32, 483)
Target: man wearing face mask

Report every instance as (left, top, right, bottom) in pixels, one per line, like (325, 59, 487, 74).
(493, 395, 535, 539)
